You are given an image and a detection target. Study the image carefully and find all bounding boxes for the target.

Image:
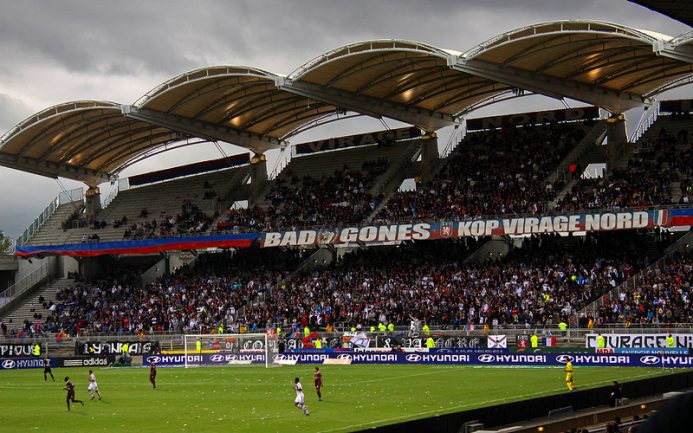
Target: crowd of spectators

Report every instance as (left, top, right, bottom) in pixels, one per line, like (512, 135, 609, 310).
(243, 231, 670, 331)
(37, 249, 303, 336)
(216, 158, 389, 233)
(122, 200, 216, 240)
(22, 229, 682, 337)
(594, 250, 692, 325)
(556, 123, 692, 212)
(59, 115, 690, 247)
(373, 121, 585, 224)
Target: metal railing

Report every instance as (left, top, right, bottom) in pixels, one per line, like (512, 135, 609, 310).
(579, 241, 690, 319)
(630, 100, 659, 143)
(101, 183, 119, 208)
(16, 187, 84, 246)
(4, 324, 693, 343)
(370, 139, 421, 195)
(269, 147, 292, 180)
(548, 120, 607, 183)
(0, 260, 51, 300)
(440, 122, 466, 159)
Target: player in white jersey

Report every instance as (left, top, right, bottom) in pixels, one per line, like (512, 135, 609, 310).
(87, 370, 102, 400)
(294, 377, 309, 416)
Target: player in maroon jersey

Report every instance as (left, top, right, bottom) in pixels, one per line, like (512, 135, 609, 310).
(313, 367, 323, 401)
(63, 376, 84, 412)
(149, 362, 157, 389)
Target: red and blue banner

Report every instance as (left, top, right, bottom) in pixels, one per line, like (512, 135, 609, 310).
(15, 233, 258, 258)
(15, 207, 693, 258)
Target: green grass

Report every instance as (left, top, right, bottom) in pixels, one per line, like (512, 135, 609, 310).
(0, 365, 673, 433)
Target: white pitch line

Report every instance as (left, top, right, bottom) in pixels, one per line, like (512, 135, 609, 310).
(330, 367, 463, 386)
(317, 370, 665, 433)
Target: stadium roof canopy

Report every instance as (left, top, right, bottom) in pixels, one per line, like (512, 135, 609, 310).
(0, 20, 691, 185)
(453, 21, 693, 114)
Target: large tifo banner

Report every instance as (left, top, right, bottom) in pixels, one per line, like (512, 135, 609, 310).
(16, 207, 693, 257)
(260, 208, 693, 248)
(586, 334, 693, 349)
(141, 352, 693, 368)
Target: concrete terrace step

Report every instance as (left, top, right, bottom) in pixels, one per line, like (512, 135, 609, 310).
(1, 278, 75, 332)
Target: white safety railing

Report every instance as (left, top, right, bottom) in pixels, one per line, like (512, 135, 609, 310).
(629, 101, 659, 143)
(101, 183, 119, 208)
(0, 260, 50, 300)
(440, 122, 466, 159)
(269, 147, 293, 180)
(15, 187, 84, 246)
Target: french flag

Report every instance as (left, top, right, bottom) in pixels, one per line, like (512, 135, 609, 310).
(544, 336, 556, 347)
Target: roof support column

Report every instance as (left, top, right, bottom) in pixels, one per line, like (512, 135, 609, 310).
(84, 186, 102, 221)
(249, 153, 268, 206)
(420, 132, 439, 183)
(605, 114, 628, 168)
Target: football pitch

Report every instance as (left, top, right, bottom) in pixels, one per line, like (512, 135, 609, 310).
(0, 365, 673, 433)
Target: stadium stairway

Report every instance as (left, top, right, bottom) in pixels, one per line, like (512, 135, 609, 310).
(0, 278, 73, 331)
(614, 115, 693, 171)
(362, 139, 427, 225)
(23, 201, 84, 246)
(546, 120, 608, 185)
(577, 231, 689, 321)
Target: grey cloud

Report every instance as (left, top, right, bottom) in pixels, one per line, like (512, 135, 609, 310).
(0, 0, 690, 238)
(2, 0, 687, 80)
(0, 93, 34, 134)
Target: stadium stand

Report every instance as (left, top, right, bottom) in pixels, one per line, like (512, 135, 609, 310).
(0, 277, 75, 337)
(3, 105, 692, 337)
(215, 140, 415, 232)
(49, 165, 252, 245)
(0, 16, 691, 433)
(592, 250, 693, 325)
(555, 114, 693, 212)
(372, 120, 589, 223)
(16, 110, 690, 250)
(9, 228, 687, 336)
(28, 248, 304, 336)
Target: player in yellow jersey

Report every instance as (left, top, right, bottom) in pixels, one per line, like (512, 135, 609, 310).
(565, 360, 576, 391)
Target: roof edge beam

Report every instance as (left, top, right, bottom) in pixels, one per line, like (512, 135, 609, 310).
(653, 40, 693, 64)
(275, 77, 458, 131)
(121, 106, 285, 154)
(451, 58, 652, 113)
(0, 152, 108, 185)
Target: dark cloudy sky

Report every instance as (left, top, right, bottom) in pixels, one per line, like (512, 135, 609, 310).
(0, 0, 689, 238)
